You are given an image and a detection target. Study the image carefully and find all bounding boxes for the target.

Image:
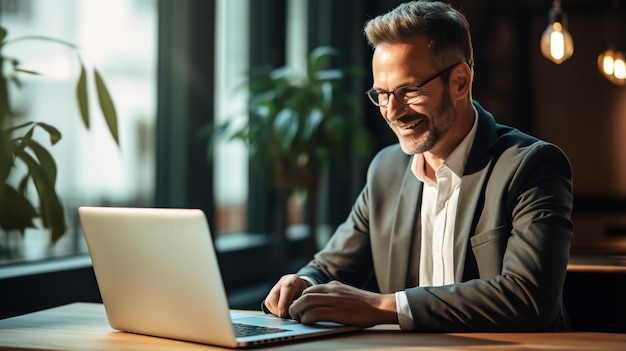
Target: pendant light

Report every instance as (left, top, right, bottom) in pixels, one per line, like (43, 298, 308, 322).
(597, 0, 625, 85)
(540, 0, 574, 64)
(598, 50, 626, 86)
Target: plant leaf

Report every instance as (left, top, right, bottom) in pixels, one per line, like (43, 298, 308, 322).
(273, 109, 298, 153)
(302, 108, 323, 142)
(21, 138, 58, 185)
(34, 122, 62, 145)
(0, 26, 7, 42)
(320, 81, 334, 108)
(94, 68, 119, 145)
(315, 69, 344, 82)
(15, 125, 36, 157)
(0, 66, 13, 185)
(201, 122, 232, 160)
(8, 122, 61, 146)
(76, 65, 90, 129)
(15, 67, 42, 76)
(14, 149, 66, 242)
(18, 173, 30, 194)
(0, 58, 13, 120)
(0, 140, 12, 187)
(0, 184, 38, 232)
(308, 46, 338, 76)
(5, 121, 34, 134)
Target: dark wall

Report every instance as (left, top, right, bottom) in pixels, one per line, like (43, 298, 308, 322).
(465, 0, 626, 255)
(564, 271, 626, 332)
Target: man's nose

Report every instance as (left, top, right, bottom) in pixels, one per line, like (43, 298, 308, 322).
(384, 95, 406, 121)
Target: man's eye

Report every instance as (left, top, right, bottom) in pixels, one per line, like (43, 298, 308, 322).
(398, 88, 420, 97)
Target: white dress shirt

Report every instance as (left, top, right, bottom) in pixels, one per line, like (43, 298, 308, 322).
(396, 109, 478, 329)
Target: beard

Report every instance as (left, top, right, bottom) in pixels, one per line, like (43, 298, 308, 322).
(394, 89, 456, 155)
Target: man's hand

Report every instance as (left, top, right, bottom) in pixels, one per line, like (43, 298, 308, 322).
(288, 281, 398, 328)
(263, 274, 311, 319)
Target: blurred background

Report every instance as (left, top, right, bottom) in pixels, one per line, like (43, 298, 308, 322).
(1, 0, 624, 332)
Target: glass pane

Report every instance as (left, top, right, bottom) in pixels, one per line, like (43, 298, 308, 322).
(213, 0, 249, 236)
(0, 0, 157, 264)
(212, 0, 311, 247)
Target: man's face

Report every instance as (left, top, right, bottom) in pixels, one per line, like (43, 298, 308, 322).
(371, 36, 456, 155)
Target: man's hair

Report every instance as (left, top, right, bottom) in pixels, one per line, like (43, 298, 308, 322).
(363, 1, 474, 70)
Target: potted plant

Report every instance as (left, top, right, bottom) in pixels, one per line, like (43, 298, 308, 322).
(0, 26, 118, 251)
(206, 46, 371, 263)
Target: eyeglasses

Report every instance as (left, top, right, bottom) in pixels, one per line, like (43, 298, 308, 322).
(365, 62, 461, 107)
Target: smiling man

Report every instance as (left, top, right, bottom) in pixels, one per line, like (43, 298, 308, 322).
(262, 0, 574, 332)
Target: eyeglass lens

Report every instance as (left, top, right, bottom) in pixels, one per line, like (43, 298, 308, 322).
(366, 62, 462, 107)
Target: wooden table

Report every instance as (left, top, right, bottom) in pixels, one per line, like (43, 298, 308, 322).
(567, 255, 626, 273)
(0, 303, 624, 350)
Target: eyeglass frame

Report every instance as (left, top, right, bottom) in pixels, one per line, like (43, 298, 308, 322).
(365, 62, 463, 107)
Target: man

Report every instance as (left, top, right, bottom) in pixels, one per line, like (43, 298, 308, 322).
(263, 0, 573, 332)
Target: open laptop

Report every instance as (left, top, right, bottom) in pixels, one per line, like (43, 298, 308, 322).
(78, 206, 358, 348)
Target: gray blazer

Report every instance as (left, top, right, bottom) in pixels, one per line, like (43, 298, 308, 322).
(298, 101, 574, 332)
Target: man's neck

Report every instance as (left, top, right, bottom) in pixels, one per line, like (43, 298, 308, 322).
(422, 101, 475, 177)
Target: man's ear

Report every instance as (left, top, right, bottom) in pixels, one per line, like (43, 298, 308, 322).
(450, 63, 472, 101)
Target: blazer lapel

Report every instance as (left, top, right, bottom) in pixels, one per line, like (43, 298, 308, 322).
(455, 167, 487, 281)
(381, 160, 422, 293)
(454, 101, 498, 281)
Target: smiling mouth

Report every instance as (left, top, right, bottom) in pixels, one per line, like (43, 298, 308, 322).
(402, 120, 423, 129)
(395, 116, 425, 130)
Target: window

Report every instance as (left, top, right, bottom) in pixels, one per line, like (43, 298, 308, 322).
(0, 0, 157, 264)
(212, 0, 311, 253)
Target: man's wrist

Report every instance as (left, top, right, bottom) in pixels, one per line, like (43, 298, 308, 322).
(299, 275, 317, 287)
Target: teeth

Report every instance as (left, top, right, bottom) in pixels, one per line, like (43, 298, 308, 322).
(403, 121, 420, 129)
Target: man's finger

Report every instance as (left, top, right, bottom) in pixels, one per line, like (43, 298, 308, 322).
(276, 278, 301, 318)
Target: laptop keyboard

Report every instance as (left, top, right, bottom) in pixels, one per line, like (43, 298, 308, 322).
(233, 323, 290, 337)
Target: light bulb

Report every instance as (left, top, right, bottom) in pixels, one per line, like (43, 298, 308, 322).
(598, 50, 615, 75)
(614, 56, 626, 80)
(598, 49, 626, 86)
(540, 5, 574, 64)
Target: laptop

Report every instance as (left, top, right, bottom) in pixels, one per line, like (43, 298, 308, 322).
(78, 206, 358, 348)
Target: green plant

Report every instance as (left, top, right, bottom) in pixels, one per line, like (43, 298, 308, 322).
(205, 46, 372, 263)
(206, 46, 371, 187)
(0, 26, 118, 243)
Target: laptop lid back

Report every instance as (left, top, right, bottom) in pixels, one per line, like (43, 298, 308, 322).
(78, 206, 239, 347)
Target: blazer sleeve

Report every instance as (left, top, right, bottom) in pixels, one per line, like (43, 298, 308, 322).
(297, 145, 411, 289)
(405, 141, 574, 332)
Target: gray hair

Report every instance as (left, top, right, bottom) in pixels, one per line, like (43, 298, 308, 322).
(364, 1, 474, 70)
